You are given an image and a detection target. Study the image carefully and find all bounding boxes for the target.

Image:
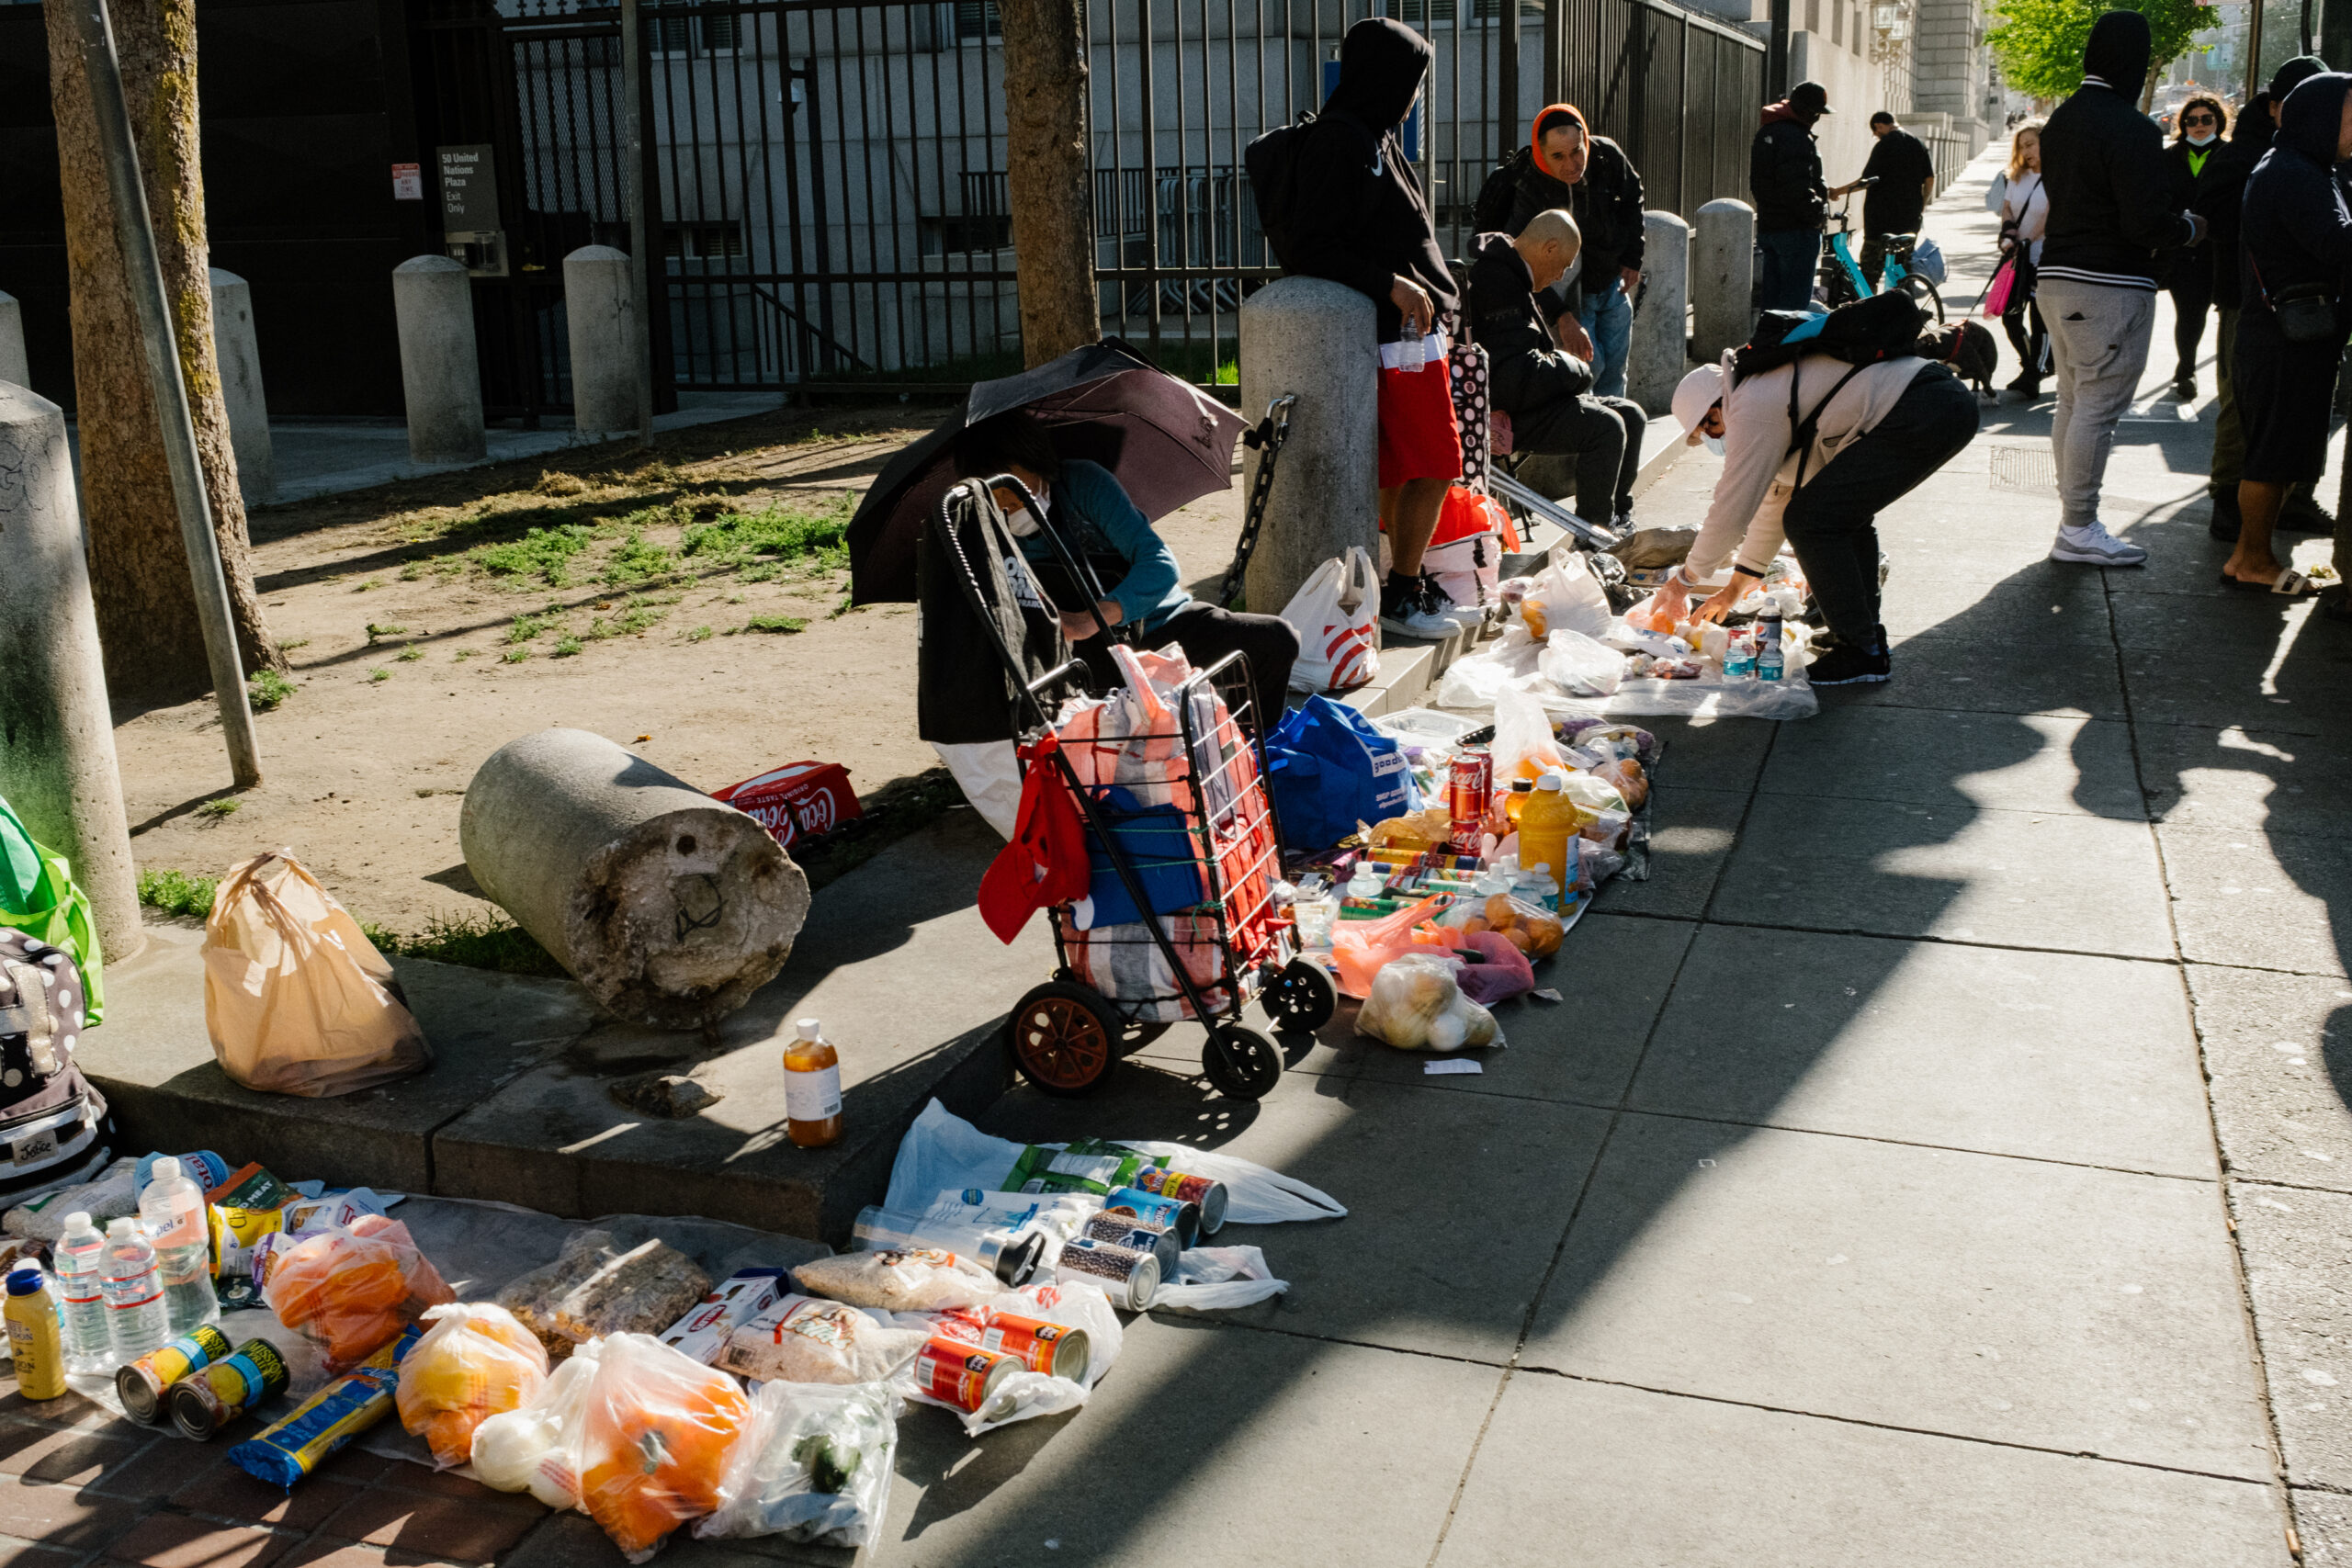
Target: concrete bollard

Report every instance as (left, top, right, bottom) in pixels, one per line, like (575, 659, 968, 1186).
(392, 255, 487, 464)
(0, 292, 26, 388)
(1238, 276, 1380, 619)
(0, 385, 142, 960)
(1627, 211, 1690, 416)
(208, 269, 275, 506)
(1691, 199, 1757, 365)
(460, 728, 812, 1030)
(563, 245, 640, 437)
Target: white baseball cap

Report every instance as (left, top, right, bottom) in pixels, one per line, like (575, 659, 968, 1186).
(1673, 362, 1725, 443)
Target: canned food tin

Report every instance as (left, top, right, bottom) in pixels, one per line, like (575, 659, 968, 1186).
(1127, 1167, 1229, 1235)
(1448, 749, 1493, 854)
(167, 1338, 291, 1441)
(1052, 1236, 1161, 1310)
(914, 1338, 1021, 1420)
(931, 1309, 1091, 1385)
(1102, 1187, 1201, 1248)
(116, 1325, 232, 1425)
(1080, 1213, 1180, 1276)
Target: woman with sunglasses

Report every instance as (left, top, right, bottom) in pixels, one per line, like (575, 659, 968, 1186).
(2163, 95, 2231, 399)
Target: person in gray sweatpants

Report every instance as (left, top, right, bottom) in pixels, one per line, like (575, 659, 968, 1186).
(2041, 280, 2156, 543)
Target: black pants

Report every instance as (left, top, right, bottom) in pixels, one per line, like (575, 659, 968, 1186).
(1781, 367, 1981, 645)
(1509, 394, 1648, 518)
(2001, 255, 2049, 382)
(2169, 265, 2215, 382)
(1078, 602, 1301, 739)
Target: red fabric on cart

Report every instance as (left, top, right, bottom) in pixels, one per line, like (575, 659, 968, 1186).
(978, 734, 1091, 943)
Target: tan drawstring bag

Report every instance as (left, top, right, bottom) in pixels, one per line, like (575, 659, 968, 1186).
(203, 850, 433, 1097)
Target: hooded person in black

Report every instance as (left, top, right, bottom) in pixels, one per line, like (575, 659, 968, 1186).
(2220, 71, 2352, 592)
(2034, 10, 2209, 570)
(1286, 17, 1468, 637)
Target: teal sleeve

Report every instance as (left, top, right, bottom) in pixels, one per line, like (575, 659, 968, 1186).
(1064, 463, 1183, 626)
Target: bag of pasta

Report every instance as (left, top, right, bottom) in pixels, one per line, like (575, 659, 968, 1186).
(396, 1303, 550, 1468)
(576, 1333, 753, 1562)
(265, 1214, 454, 1371)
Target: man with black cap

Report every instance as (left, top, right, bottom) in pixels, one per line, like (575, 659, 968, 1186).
(2036, 9, 2208, 568)
(1750, 81, 1834, 311)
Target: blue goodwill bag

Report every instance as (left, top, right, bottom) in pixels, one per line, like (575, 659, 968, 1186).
(1265, 696, 1418, 851)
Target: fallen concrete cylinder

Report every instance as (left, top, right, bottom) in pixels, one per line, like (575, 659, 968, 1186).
(460, 728, 809, 1030)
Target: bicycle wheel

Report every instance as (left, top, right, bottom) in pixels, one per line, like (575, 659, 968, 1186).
(1899, 273, 1945, 323)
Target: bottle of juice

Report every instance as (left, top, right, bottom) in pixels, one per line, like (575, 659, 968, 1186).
(1518, 770, 1581, 897)
(3, 1268, 64, 1401)
(785, 1018, 842, 1148)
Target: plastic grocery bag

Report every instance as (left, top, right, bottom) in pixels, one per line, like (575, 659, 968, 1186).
(1156, 1246, 1287, 1313)
(0, 795, 105, 1025)
(1279, 547, 1382, 694)
(897, 1275, 1125, 1390)
(396, 1303, 550, 1468)
(1265, 695, 1417, 852)
(1330, 892, 1452, 998)
(1445, 929, 1536, 1006)
(265, 1213, 456, 1371)
(1536, 629, 1625, 697)
(1355, 953, 1498, 1052)
(884, 1100, 1347, 1225)
(471, 1342, 605, 1508)
(716, 1293, 926, 1384)
(576, 1334, 753, 1562)
(1492, 684, 1568, 784)
(694, 1380, 900, 1549)
(790, 1249, 1000, 1313)
(204, 850, 431, 1098)
(1514, 546, 1613, 642)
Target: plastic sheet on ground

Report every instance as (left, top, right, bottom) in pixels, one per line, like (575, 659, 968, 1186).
(1437, 622, 1818, 721)
(885, 1100, 1346, 1226)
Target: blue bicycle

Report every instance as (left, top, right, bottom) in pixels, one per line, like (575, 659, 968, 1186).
(1818, 181, 1945, 321)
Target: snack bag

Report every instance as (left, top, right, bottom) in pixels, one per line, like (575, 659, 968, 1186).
(576, 1333, 753, 1562)
(264, 1214, 454, 1370)
(396, 1303, 551, 1468)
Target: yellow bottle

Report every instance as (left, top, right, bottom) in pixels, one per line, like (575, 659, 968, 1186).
(1516, 769, 1582, 897)
(785, 1018, 843, 1149)
(5, 1268, 64, 1401)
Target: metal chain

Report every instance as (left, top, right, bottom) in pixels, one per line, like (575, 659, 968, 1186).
(1216, 394, 1297, 610)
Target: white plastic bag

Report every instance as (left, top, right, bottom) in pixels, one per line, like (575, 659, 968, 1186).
(1354, 953, 1498, 1052)
(896, 1275, 1125, 1390)
(1156, 1247, 1288, 1313)
(929, 740, 1021, 839)
(1279, 547, 1381, 693)
(790, 1248, 1000, 1312)
(1492, 683, 1567, 783)
(717, 1293, 927, 1385)
(1515, 546, 1613, 642)
(470, 1339, 604, 1509)
(694, 1380, 900, 1549)
(1537, 628, 1625, 696)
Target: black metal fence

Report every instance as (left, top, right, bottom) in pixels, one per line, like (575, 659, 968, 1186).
(423, 0, 1763, 412)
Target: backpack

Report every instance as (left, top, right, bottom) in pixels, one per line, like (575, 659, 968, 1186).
(1469, 148, 1532, 235)
(1733, 293, 1927, 491)
(0, 930, 113, 1207)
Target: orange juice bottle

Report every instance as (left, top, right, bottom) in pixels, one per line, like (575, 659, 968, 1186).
(784, 1018, 842, 1148)
(1517, 770, 1580, 897)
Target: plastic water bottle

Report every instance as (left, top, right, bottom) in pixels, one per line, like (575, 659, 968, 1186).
(99, 1218, 169, 1363)
(1724, 628, 1757, 681)
(53, 1213, 112, 1373)
(138, 1157, 217, 1335)
(1757, 613, 1785, 682)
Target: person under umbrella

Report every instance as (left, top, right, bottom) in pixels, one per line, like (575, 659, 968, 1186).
(952, 410, 1300, 736)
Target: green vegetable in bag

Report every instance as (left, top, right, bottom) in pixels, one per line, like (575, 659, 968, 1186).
(0, 796, 104, 1026)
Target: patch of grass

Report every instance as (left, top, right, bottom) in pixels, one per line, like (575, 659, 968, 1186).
(616, 603, 667, 635)
(830, 592, 859, 619)
(247, 669, 296, 712)
(196, 797, 240, 821)
(398, 562, 424, 581)
(375, 910, 565, 976)
(368, 668, 391, 683)
(473, 523, 598, 586)
(279, 638, 311, 652)
(744, 614, 806, 634)
(738, 561, 784, 584)
(365, 623, 407, 644)
(138, 867, 218, 919)
(552, 635, 582, 657)
(454, 649, 476, 661)
(535, 469, 593, 497)
(396, 645, 424, 662)
(681, 495, 854, 570)
(353, 580, 381, 592)
(686, 624, 713, 642)
(602, 531, 677, 586)
(505, 615, 552, 645)
(502, 647, 531, 663)
(727, 593, 746, 604)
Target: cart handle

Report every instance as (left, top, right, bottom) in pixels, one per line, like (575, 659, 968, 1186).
(979, 471, 1132, 646)
(1027, 658, 1092, 697)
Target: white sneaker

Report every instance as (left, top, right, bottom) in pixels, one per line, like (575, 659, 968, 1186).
(2050, 522, 2148, 567)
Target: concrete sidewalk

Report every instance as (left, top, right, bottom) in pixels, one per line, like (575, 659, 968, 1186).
(1, 141, 2346, 1566)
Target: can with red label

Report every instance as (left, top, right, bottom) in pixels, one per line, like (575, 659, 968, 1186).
(931, 1309, 1091, 1384)
(1127, 1167, 1228, 1235)
(1447, 748, 1493, 854)
(914, 1338, 1021, 1420)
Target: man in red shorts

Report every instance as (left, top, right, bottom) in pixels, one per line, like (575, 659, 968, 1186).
(1288, 16, 1466, 638)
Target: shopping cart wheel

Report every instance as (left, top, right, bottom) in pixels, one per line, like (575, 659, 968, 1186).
(1202, 1026, 1283, 1100)
(1263, 960, 1337, 1032)
(1007, 982, 1118, 1097)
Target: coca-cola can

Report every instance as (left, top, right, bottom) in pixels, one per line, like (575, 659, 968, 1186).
(1448, 749, 1493, 854)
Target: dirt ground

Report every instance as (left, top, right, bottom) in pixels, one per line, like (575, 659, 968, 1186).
(114, 401, 1249, 936)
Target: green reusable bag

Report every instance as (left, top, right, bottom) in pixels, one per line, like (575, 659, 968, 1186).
(0, 796, 105, 1026)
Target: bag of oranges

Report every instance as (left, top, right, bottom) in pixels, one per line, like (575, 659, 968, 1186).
(576, 1333, 753, 1562)
(396, 1303, 550, 1468)
(264, 1214, 455, 1371)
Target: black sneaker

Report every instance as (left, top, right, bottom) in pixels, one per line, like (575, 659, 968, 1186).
(2174, 374, 2197, 400)
(2278, 499, 2335, 536)
(1380, 570, 1455, 638)
(1808, 639, 1892, 685)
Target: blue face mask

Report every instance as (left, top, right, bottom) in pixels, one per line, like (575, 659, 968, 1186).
(2188, 130, 2217, 146)
(1701, 434, 1725, 458)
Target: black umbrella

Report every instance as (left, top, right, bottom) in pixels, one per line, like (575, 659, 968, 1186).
(847, 339, 1249, 604)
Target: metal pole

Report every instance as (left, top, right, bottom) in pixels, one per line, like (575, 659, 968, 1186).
(70, 0, 261, 789)
(620, 0, 654, 446)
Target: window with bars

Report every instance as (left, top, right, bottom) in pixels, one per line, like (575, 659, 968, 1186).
(1379, 0, 1504, 22)
(648, 12, 741, 55)
(954, 0, 1001, 39)
(663, 222, 745, 259)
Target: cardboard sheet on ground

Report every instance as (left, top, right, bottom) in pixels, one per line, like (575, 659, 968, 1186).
(74, 1195, 829, 1472)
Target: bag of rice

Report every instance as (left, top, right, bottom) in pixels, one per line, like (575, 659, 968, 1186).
(789, 1248, 999, 1313)
(715, 1294, 926, 1385)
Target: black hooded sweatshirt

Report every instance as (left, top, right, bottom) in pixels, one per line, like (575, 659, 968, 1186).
(2037, 11, 2199, 290)
(2203, 59, 2326, 308)
(2240, 73, 2352, 329)
(1287, 18, 1457, 342)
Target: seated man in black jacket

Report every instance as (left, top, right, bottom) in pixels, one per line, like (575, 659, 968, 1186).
(1465, 210, 1647, 529)
(1476, 103, 1648, 399)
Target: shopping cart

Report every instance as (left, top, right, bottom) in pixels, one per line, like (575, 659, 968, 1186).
(927, 475, 1337, 1101)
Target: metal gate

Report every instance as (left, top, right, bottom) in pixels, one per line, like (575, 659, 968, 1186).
(416, 0, 1762, 412)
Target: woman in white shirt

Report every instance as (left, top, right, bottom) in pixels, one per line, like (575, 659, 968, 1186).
(1997, 121, 2051, 398)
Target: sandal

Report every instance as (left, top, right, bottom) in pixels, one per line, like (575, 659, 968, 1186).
(2218, 568, 2324, 595)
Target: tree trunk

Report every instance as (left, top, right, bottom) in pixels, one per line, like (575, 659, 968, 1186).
(44, 0, 278, 702)
(999, 0, 1099, 367)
